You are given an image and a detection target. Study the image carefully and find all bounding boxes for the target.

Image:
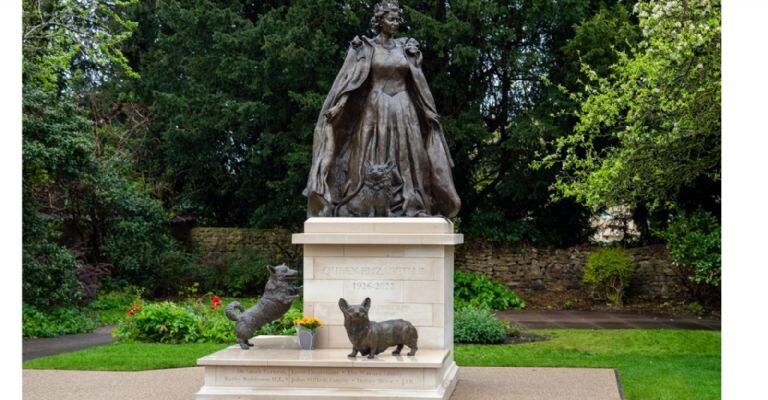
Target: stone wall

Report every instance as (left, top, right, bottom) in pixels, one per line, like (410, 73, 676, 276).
(455, 242, 683, 301)
(188, 227, 301, 267)
(185, 227, 684, 302)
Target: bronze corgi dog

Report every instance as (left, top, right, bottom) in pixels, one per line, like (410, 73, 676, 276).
(226, 264, 301, 349)
(339, 160, 395, 217)
(338, 297, 418, 359)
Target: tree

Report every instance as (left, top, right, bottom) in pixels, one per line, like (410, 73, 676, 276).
(22, 0, 197, 301)
(129, 0, 620, 246)
(541, 0, 720, 217)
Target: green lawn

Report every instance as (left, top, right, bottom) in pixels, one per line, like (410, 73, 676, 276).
(23, 329, 720, 400)
(23, 342, 228, 371)
(456, 329, 720, 400)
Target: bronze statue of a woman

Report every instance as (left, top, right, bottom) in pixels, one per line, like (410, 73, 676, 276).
(304, 1, 461, 218)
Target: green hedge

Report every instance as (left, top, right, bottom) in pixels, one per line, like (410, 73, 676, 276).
(454, 270, 525, 310)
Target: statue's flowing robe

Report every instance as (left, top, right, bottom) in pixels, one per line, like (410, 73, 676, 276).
(304, 35, 460, 217)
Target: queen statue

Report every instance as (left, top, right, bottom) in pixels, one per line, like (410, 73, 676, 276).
(303, 1, 461, 218)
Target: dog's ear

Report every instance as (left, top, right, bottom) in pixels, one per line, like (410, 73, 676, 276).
(266, 265, 276, 275)
(361, 297, 371, 312)
(384, 160, 394, 172)
(338, 298, 349, 314)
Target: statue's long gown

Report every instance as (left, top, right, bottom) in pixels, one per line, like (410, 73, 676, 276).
(304, 36, 461, 217)
(344, 43, 431, 216)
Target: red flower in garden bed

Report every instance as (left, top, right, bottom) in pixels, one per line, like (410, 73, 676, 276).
(211, 295, 222, 310)
(127, 304, 141, 316)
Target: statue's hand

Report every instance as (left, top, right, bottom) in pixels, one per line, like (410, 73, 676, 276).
(324, 107, 339, 121)
(350, 36, 363, 49)
(325, 95, 348, 121)
(404, 38, 420, 55)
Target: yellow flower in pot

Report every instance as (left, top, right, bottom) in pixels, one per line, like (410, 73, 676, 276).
(293, 317, 323, 350)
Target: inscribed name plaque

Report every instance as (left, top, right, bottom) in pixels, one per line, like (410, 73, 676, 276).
(314, 257, 440, 280)
(215, 366, 424, 389)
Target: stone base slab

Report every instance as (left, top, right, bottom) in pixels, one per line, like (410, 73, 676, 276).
(292, 217, 463, 245)
(195, 336, 458, 399)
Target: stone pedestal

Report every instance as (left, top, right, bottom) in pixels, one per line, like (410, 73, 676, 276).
(295, 218, 461, 351)
(196, 218, 462, 399)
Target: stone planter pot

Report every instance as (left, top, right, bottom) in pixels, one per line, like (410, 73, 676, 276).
(296, 326, 317, 350)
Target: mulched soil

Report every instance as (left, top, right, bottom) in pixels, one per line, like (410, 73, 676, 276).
(516, 289, 720, 319)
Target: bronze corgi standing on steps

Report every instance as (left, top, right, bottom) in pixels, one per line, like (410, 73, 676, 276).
(338, 297, 418, 359)
(226, 264, 301, 349)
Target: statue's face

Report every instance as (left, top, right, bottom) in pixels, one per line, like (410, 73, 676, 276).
(381, 11, 400, 35)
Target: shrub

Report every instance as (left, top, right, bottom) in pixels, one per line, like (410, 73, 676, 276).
(23, 304, 98, 338)
(582, 248, 635, 306)
(22, 240, 84, 308)
(22, 205, 84, 308)
(114, 302, 203, 343)
(454, 306, 506, 344)
(657, 209, 720, 305)
(114, 297, 301, 343)
(454, 270, 525, 310)
(221, 250, 272, 296)
(89, 289, 141, 325)
(150, 250, 208, 297)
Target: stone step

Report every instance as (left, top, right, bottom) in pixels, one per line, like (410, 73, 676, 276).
(199, 336, 449, 369)
(196, 336, 458, 400)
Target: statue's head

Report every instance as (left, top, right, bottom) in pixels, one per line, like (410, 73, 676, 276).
(371, 1, 403, 34)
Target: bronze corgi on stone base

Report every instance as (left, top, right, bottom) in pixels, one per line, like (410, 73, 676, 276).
(338, 297, 418, 359)
(226, 264, 301, 349)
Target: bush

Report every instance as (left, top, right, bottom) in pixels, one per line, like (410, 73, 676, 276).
(114, 297, 301, 343)
(454, 306, 506, 344)
(582, 248, 635, 306)
(22, 204, 84, 308)
(454, 270, 525, 310)
(657, 209, 720, 305)
(114, 302, 202, 343)
(221, 250, 272, 297)
(89, 289, 141, 325)
(22, 240, 84, 308)
(23, 304, 98, 338)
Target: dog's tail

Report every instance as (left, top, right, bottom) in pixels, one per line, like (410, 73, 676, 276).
(225, 301, 244, 321)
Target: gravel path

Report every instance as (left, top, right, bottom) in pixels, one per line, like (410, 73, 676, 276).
(23, 325, 116, 361)
(23, 366, 623, 400)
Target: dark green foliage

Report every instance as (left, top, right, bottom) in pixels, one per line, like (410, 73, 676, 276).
(182, 249, 276, 297)
(454, 270, 525, 310)
(23, 304, 99, 338)
(22, 0, 202, 306)
(22, 239, 84, 308)
(657, 209, 721, 305)
(22, 87, 90, 308)
(453, 306, 506, 344)
(582, 248, 635, 306)
(217, 250, 273, 297)
(114, 298, 301, 343)
(120, 0, 615, 244)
